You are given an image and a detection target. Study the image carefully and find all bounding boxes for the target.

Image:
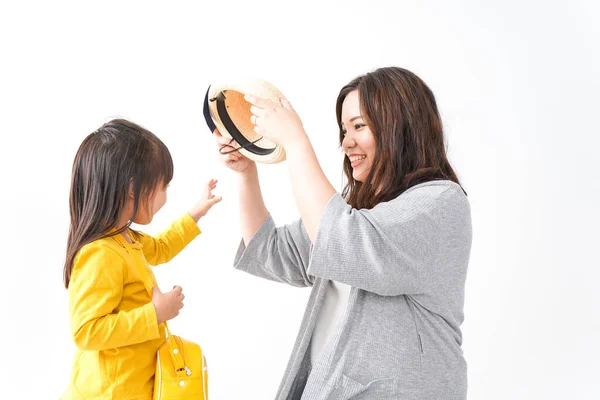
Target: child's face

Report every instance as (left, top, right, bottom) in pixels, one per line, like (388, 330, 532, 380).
(133, 182, 168, 225)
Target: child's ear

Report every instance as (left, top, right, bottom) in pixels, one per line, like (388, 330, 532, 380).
(128, 180, 135, 199)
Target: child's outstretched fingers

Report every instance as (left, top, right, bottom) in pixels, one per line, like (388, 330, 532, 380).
(207, 181, 222, 206)
(204, 178, 217, 195)
(209, 178, 218, 191)
(190, 179, 222, 221)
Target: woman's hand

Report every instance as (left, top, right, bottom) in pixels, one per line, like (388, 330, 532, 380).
(244, 95, 336, 242)
(213, 128, 256, 174)
(245, 94, 308, 148)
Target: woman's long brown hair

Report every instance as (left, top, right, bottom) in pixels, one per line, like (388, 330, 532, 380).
(63, 119, 173, 288)
(336, 67, 462, 209)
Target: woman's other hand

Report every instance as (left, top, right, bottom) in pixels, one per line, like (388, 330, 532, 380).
(245, 95, 307, 148)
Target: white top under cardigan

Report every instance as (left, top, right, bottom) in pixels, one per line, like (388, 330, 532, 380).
(311, 280, 352, 365)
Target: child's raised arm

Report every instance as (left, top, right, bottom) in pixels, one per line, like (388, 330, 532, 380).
(137, 179, 221, 265)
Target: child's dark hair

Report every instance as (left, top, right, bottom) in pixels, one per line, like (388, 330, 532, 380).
(63, 119, 173, 288)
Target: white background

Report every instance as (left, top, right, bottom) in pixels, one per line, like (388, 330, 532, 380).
(0, 0, 598, 399)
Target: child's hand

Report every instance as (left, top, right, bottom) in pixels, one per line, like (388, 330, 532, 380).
(152, 285, 185, 325)
(189, 178, 222, 222)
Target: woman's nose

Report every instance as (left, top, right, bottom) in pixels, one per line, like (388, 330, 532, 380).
(342, 135, 355, 153)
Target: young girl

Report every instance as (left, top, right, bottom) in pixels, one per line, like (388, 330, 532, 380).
(61, 119, 221, 399)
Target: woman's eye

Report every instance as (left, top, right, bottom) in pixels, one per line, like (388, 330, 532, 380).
(354, 123, 365, 130)
(341, 129, 347, 135)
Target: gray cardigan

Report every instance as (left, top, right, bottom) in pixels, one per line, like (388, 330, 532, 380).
(234, 180, 472, 399)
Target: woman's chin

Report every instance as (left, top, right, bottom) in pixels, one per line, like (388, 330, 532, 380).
(352, 168, 367, 182)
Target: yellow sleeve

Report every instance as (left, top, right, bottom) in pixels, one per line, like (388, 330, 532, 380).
(69, 242, 161, 351)
(136, 212, 201, 266)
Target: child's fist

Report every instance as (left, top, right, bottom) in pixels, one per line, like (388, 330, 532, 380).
(152, 285, 185, 325)
(189, 178, 222, 222)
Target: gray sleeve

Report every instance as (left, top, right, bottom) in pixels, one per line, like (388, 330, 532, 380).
(233, 214, 314, 287)
(307, 188, 461, 296)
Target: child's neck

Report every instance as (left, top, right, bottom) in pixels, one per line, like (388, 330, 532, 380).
(116, 216, 133, 244)
(120, 229, 133, 244)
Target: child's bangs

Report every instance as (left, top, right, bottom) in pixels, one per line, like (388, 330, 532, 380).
(150, 141, 174, 188)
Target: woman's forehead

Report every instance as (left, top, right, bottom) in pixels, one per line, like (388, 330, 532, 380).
(341, 90, 362, 123)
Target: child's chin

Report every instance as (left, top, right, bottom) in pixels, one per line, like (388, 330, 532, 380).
(132, 217, 152, 225)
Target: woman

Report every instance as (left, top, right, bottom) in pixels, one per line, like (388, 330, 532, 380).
(214, 67, 472, 399)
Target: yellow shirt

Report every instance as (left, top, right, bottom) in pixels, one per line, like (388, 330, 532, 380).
(62, 213, 201, 400)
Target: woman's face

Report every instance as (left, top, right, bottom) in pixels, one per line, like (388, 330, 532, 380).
(341, 90, 376, 182)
